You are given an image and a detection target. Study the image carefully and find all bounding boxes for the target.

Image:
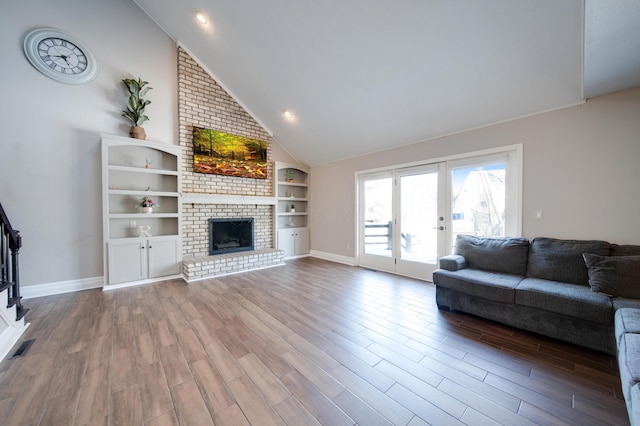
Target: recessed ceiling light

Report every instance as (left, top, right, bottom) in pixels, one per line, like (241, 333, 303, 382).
(283, 110, 294, 120)
(196, 12, 208, 25)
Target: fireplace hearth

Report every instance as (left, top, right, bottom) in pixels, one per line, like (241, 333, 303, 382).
(209, 218, 254, 255)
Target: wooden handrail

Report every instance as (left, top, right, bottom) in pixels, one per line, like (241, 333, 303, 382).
(0, 203, 20, 250)
(0, 202, 27, 321)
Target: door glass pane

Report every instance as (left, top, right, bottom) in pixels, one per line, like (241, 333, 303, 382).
(363, 177, 392, 257)
(400, 172, 438, 264)
(451, 163, 506, 246)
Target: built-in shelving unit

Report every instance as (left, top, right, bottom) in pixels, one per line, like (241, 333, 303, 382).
(274, 162, 310, 258)
(101, 134, 182, 287)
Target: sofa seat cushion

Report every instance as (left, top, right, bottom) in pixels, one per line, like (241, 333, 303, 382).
(433, 268, 523, 304)
(616, 308, 640, 345)
(618, 333, 640, 401)
(454, 235, 530, 275)
(526, 237, 610, 285)
(515, 278, 613, 325)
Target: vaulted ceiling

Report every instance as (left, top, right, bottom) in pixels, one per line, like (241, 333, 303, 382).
(133, 0, 640, 166)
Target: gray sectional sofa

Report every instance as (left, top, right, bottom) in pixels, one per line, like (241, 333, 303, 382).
(433, 235, 640, 424)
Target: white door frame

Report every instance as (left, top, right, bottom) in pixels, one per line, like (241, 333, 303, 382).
(355, 144, 522, 280)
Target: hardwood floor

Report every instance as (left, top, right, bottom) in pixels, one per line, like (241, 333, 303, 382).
(0, 257, 629, 425)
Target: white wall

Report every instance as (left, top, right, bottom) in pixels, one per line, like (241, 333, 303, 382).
(0, 0, 177, 287)
(310, 87, 640, 259)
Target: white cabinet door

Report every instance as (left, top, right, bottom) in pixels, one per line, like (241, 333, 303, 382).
(148, 236, 180, 278)
(108, 240, 146, 284)
(277, 228, 309, 257)
(294, 228, 310, 255)
(277, 229, 295, 258)
(108, 236, 179, 284)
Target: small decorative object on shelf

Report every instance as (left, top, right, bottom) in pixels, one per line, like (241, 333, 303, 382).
(137, 196, 156, 214)
(121, 77, 152, 140)
(145, 158, 152, 169)
(138, 225, 152, 237)
(287, 169, 294, 182)
(290, 204, 295, 213)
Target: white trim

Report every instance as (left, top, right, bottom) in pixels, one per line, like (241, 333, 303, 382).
(22, 276, 103, 299)
(309, 250, 356, 266)
(0, 320, 29, 362)
(182, 193, 277, 206)
(102, 274, 182, 291)
(354, 144, 523, 177)
(283, 253, 310, 261)
(0, 288, 30, 361)
(183, 262, 285, 284)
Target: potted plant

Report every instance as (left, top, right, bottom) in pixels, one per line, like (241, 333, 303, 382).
(121, 77, 152, 140)
(137, 196, 156, 214)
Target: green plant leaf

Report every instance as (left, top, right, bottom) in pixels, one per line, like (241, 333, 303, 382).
(122, 76, 151, 126)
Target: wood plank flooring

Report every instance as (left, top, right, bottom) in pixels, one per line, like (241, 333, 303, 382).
(0, 257, 629, 425)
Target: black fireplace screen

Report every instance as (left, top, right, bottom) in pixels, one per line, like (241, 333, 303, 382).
(209, 218, 254, 255)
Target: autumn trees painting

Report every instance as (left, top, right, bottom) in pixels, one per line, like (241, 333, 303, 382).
(192, 127, 268, 179)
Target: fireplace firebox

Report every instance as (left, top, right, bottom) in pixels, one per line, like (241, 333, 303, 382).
(209, 218, 254, 255)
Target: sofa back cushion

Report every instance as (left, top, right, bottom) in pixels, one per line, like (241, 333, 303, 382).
(612, 244, 640, 256)
(584, 254, 640, 298)
(526, 237, 610, 285)
(454, 235, 530, 275)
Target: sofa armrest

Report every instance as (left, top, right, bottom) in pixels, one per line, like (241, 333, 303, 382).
(439, 255, 467, 271)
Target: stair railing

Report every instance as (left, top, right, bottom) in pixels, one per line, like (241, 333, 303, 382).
(0, 202, 27, 321)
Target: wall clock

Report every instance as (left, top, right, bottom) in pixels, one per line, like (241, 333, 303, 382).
(23, 28, 98, 85)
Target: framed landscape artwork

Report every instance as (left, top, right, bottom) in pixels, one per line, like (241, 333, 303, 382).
(192, 126, 268, 179)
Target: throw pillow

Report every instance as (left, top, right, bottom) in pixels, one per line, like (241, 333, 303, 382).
(583, 254, 640, 299)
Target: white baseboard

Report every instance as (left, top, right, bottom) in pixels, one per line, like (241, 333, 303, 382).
(102, 274, 183, 291)
(0, 320, 29, 362)
(19, 253, 353, 298)
(21, 276, 104, 299)
(0, 287, 29, 361)
(309, 250, 356, 266)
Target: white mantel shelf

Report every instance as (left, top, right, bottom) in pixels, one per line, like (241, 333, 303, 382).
(182, 193, 277, 206)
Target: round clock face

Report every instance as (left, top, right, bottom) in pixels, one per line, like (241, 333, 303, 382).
(23, 28, 98, 84)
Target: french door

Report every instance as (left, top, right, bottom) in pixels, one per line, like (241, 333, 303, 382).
(358, 164, 445, 281)
(356, 146, 520, 282)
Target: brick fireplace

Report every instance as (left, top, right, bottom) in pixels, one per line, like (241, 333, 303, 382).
(177, 47, 284, 280)
(182, 203, 272, 258)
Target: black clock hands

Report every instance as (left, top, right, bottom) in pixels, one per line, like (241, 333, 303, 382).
(50, 45, 74, 66)
(50, 54, 71, 65)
